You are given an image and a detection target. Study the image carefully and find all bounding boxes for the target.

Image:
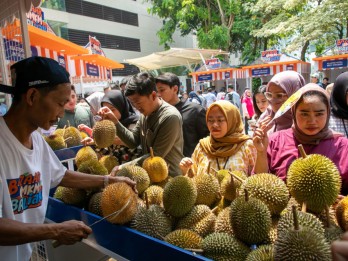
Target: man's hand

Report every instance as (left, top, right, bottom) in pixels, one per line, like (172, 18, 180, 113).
(332, 232, 348, 261)
(54, 220, 92, 245)
(98, 107, 118, 124)
(109, 174, 138, 194)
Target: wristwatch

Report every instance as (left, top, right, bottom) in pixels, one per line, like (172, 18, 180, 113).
(103, 175, 109, 188)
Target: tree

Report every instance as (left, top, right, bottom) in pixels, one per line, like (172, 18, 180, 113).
(249, 0, 348, 61)
(147, 0, 241, 51)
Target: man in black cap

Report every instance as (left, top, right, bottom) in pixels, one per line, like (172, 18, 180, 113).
(0, 56, 135, 260)
(156, 72, 209, 157)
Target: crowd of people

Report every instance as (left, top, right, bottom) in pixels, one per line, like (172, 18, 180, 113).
(1, 56, 348, 260)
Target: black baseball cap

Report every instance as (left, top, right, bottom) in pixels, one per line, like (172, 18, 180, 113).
(0, 56, 70, 95)
(155, 72, 180, 87)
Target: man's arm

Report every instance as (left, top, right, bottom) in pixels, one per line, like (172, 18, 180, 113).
(115, 120, 141, 149)
(59, 170, 137, 191)
(0, 218, 91, 246)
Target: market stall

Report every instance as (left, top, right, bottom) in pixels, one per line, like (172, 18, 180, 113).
(189, 67, 246, 92)
(242, 57, 311, 87)
(312, 39, 348, 83)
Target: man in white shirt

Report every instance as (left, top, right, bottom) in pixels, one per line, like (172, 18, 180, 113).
(0, 57, 135, 261)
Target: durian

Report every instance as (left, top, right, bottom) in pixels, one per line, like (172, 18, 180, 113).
(92, 120, 116, 148)
(142, 147, 168, 183)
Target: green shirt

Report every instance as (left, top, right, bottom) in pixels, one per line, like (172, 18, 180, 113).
(57, 105, 94, 129)
(116, 101, 184, 177)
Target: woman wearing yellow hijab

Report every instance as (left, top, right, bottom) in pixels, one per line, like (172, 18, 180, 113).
(180, 100, 257, 176)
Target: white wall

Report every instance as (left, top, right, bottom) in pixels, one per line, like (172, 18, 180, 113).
(42, 1, 194, 63)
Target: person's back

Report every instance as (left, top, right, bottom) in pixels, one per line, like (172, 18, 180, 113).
(175, 99, 209, 157)
(204, 88, 216, 108)
(197, 90, 207, 109)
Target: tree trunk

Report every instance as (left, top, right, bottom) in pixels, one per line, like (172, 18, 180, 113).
(301, 40, 309, 61)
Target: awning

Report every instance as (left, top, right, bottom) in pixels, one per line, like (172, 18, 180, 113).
(242, 60, 311, 78)
(190, 68, 246, 82)
(313, 54, 348, 71)
(2, 19, 88, 55)
(125, 48, 229, 70)
(70, 54, 124, 69)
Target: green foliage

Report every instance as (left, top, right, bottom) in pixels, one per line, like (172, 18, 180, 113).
(252, 78, 262, 93)
(197, 25, 230, 50)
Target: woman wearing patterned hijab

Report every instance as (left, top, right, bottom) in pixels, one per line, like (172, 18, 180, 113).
(180, 100, 256, 176)
(329, 72, 348, 137)
(258, 71, 305, 135)
(253, 83, 348, 194)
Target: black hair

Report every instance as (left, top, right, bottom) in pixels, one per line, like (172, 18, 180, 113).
(252, 85, 267, 119)
(125, 72, 156, 96)
(323, 77, 329, 81)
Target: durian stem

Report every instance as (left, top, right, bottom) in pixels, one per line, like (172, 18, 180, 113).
(244, 189, 249, 202)
(64, 137, 72, 143)
(211, 206, 219, 214)
(207, 161, 211, 175)
(62, 125, 67, 137)
(325, 206, 331, 228)
(228, 171, 244, 183)
(186, 168, 194, 178)
(301, 202, 307, 213)
(144, 192, 149, 210)
(149, 147, 154, 159)
(292, 205, 299, 231)
(67, 120, 71, 128)
(185, 248, 204, 254)
(211, 167, 218, 173)
(298, 144, 307, 158)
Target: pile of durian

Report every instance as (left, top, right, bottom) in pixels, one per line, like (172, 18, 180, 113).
(53, 142, 346, 261)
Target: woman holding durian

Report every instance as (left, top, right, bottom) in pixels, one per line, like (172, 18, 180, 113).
(253, 83, 348, 194)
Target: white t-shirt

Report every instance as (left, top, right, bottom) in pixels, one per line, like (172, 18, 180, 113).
(0, 117, 66, 261)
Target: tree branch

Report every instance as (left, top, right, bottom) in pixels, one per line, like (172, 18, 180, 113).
(216, 0, 226, 26)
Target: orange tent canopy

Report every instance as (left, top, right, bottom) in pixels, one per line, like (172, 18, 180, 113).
(70, 54, 124, 69)
(313, 53, 348, 61)
(242, 60, 308, 69)
(2, 19, 88, 55)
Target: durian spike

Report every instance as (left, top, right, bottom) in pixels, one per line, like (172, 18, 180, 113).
(185, 248, 204, 254)
(211, 206, 219, 214)
(149, 147, 154, 159)
(64, 137, 72, 143)
(292, 205, 299, 231)
(325, 206, 331, 228)
(144, 192, 149, 210)
(244, 189, 249, 202)
(301, 202, 307, 213)
(228, 171, 244, 183)
(298, 144, 307, 158)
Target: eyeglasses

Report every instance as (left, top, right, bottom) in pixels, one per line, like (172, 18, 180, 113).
(264, 92, 288, 100)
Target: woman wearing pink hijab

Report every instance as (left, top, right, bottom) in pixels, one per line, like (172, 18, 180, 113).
(253, 84, 348, 194)
(258, 71, 305, 134)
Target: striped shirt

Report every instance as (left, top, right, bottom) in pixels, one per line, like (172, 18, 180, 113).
(329, 113, 348, 137)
